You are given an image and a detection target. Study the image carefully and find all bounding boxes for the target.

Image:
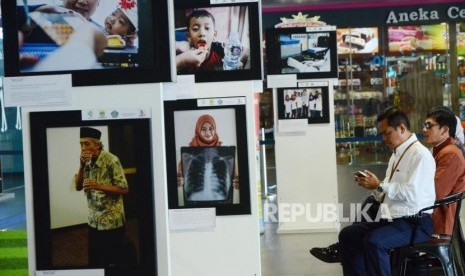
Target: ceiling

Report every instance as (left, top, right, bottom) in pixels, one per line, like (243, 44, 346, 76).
(261, 0, 439, 9)
(262, 0, 377, 6)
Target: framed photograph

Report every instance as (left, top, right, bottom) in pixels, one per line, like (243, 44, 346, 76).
(29, 110, 156, 275)
(164, 97, 251, 215)
(266, 26, 338, 79)
(277, 85, 330, 124)
(174, 0, 262, 82)
(1, 0, 171, 86)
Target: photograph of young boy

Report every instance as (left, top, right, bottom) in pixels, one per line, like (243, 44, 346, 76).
(175, 7, 250, 74)
(16, 0, 140, 72)
(104, 1, 138, 47)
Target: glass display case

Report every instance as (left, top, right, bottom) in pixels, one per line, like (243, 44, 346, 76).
(334, 27, 389, 166)
(457, 22, 465, 121)
(335, 23, 459, 166)
(334, 56, 386, 139)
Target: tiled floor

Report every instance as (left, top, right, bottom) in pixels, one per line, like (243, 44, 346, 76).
(259, 147, 465, 276)
(260, 202, 343, 276)
(260, 147, 343, 276)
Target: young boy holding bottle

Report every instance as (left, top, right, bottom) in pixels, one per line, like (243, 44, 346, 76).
(176, 9, 248, 73)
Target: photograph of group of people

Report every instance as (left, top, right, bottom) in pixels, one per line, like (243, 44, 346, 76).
(279, 87, 329, 121)
(16, 0, 140, 72)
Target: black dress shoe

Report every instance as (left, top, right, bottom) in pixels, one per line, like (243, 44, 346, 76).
(309, 242, 341, 263)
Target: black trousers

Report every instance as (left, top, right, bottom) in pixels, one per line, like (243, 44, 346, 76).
(339, 215, 433, 276)
(88, 225, 125, 267)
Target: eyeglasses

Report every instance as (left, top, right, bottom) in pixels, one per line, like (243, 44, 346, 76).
(423, 122, 440, 129)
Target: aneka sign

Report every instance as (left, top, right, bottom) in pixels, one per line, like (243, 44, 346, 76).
(386, 6, 465, 24)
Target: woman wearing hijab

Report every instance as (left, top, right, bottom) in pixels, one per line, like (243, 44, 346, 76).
(177, 114, 239, 205)
(188, 114, 222, 147)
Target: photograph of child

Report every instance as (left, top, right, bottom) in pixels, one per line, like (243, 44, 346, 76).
(16, 0, 139, 72)
(175, 6, 251, 74)
(103, 1, 138, 48)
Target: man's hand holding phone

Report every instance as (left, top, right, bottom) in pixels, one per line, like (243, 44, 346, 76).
(354, 170, 382, 190)
(353, 171, 367, 178)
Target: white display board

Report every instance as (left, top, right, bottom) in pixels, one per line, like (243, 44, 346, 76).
(273, 79, 340, 233)
(22, 81, 261, 276)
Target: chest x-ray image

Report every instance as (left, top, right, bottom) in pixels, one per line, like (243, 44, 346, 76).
(181, 146, 236, 205)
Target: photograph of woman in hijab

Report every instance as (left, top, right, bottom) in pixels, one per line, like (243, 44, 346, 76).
(174, 110, 240, 207)
(164, 98, 251, 215)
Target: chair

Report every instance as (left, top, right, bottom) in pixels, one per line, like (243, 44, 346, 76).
(392, 191, 465, 276)
(452, 221, 465, 275)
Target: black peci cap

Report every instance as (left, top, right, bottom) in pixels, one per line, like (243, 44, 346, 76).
(80, 127, 101, 139)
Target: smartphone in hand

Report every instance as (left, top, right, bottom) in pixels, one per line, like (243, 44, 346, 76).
(353, 171, 367, 178)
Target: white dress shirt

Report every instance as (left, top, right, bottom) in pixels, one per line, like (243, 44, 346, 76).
(456, 116, 464, 144)
(380, 134, 436, 219)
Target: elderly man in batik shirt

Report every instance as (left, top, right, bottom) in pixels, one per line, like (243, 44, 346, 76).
(74, 127, 128, 267)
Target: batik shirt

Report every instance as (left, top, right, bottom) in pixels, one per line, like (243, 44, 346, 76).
(84, 150, 128, 230)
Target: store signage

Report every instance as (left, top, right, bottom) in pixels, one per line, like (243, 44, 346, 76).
(274, 12, 326, 28)
(386, 6, 465, 24)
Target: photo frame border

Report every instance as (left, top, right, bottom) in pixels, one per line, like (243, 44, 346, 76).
(1, 0, 172, 86)
(277, 85, 330, 124)
(265, 27, 338, 79)
(164, 98, 251, 215)
(174, 0, 262, 83)
(29, 110, 157, 275)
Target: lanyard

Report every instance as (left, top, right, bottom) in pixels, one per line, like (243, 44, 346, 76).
(388, 140, 418, 181)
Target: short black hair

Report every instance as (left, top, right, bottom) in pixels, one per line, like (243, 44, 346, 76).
(376, 106, 410, 130)
(426, 106, 457, 138)
(187, 9, 216, 29)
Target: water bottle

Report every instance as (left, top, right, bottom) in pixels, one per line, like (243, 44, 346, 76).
(223, 32, 242, 70)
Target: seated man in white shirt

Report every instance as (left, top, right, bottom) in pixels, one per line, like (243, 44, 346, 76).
(309, 107, 436, 272)
(340, 106, 436, 275)
(311, 108, 465, 266)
